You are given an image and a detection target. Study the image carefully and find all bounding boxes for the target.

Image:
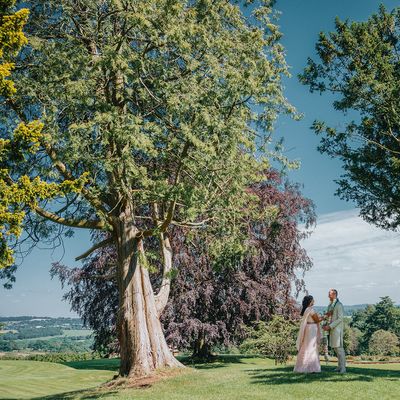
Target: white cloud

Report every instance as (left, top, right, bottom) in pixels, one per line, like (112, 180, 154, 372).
(299, 209, 400, 306)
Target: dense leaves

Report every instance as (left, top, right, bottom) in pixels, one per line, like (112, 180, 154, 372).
(163, 171, 314, 356)
(343, 322, 362, 356)
(0, 1, 86, 270)
(1, 0, 296, 252)
(300, 5, 400, 229)
(239, 316, 297, 364)
(368, 330, 399, 356)
(350, 296, 400, 353)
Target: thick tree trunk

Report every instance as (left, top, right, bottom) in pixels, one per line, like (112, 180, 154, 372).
(116, 216, 183, 378)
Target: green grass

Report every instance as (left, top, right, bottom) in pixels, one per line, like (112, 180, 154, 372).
(0, 359, 114, 399)
(0, 355, 399, 400)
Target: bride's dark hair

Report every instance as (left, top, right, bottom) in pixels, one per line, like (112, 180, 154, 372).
(300, 295, 314, 316)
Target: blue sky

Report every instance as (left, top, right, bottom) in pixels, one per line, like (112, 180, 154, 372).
(1, 0, 400, 317)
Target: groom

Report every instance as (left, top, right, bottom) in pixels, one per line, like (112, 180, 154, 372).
(322, 288, 346, 373)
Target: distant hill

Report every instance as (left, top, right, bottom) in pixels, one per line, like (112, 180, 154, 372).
(0, 316, 92, 353)
(313, 304, 369, 317)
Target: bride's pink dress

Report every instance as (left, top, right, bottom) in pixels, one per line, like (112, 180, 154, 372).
(293, 307, 321, 373)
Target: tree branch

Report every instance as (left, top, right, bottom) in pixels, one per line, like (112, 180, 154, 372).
(6, 98, 110, 218)
(138, 141, 191, 238)
(41, 141, 111, 214)
(75, 237, 114, 261)
(155, 232, 173, 317)
(35, 206, 106, 230)
(171, 217, 214, 228)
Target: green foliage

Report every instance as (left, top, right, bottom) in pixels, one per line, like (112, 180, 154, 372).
(0, 317, 94, 353)
(0, 336, 94, 352)
(0, 351, 99, 362)
(0, 0, 29, 97)
(364, 297, 400, 337)
(350, 297, 400, 353)
(239, 316, 297, 364)
(0, 0, 29, 268)
(1, 326, 62, 339)
(369, 330, 399, 356)
(343, 322, 362, 356)
(0, 0, 295, 271)
(300, 5, 400, 229)
(351, 304, 376, 332)
(0, 2, 87, 269)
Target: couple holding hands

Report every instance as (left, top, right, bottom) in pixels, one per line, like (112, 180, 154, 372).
(294, 289, 346, 374)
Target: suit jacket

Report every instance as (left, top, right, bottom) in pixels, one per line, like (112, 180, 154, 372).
(329, 299, 344, 348)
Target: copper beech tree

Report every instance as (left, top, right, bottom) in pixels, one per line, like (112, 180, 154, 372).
(1, 0, 295, 377)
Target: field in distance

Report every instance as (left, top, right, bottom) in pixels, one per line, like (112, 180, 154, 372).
(0, 316, 93, 353)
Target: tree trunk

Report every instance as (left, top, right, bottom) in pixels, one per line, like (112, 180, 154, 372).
(192, 334, 211, 359)
(116, 215, 183, 378)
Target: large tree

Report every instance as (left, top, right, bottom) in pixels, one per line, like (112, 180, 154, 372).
(52, 170, 315, 358)
(300, 5, 400, 229)
(0, 0, 294, 377)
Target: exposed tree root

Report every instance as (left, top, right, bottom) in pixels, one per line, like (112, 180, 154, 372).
(103, 366, 191, 390)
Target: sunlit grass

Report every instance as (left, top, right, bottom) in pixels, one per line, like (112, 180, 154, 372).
(0, 355, 399, 399)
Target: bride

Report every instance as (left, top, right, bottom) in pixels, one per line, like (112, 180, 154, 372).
(293, 295, 323, 373)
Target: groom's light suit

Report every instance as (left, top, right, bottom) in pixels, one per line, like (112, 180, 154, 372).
(328, 299, 346, 372)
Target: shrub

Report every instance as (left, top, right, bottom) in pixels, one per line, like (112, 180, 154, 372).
(369, 330, 399, 356)
(240, 316, 297, 364)
(344, 325, 362, 355)
(0, 352, 100, 362)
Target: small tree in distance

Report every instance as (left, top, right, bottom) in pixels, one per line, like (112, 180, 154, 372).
(239, 316, 297, 365)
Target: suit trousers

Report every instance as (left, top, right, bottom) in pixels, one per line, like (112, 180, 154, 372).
(333, 346, 346, 372)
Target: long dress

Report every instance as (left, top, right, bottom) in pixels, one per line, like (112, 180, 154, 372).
(293, 307, 321, 373)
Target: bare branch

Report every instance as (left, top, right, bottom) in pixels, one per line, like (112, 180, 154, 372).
(75, 237, 114, 261)
(171, 217, 214, 228)
(35, 206, 106, 230)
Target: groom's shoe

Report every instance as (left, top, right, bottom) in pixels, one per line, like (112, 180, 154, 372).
(334, 367, 346, 373)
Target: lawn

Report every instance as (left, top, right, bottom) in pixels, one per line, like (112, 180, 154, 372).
(0, 356, 399, 400)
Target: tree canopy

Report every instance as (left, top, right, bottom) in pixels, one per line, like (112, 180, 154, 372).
(300, 5, 400, 229)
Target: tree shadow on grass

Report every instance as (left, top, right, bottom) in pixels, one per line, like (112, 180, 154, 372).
(181, 354, 253, 370)
(61, 358, 120, 372)
(61, 354, 249, 372)
(1, 388, 120, 400)
(248, 365, 400, 385)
